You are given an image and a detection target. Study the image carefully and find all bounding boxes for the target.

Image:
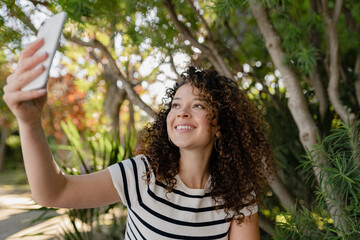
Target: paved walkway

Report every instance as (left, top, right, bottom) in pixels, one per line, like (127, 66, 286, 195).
(0, 187, 62, 239)
(0, 187, 115, 240)
(0, 169, 117, 240)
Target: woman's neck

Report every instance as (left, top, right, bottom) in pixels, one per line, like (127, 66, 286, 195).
(178, 149, 212, 189)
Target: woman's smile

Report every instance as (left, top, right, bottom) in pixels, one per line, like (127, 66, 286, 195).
(166, 84, 216, 150)
(174, 124, 196, 130)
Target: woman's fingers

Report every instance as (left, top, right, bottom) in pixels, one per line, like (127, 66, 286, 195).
(3, 88, 47, 106)
(14, 38, 47, 78)
(6, 38, 48, 91)
(18, 51, 48, 74)
(6, 64, 45, 92)
(19, 38, 45, 61)
(3, 39, 49, 122)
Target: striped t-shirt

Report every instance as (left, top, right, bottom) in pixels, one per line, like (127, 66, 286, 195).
(108, 155, 257, 240)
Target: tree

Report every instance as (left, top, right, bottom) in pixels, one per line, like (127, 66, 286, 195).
(0, 48, 13, 171)
(1, 0, 359, 238)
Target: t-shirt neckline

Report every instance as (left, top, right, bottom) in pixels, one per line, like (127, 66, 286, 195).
(174, 174, 212, 195)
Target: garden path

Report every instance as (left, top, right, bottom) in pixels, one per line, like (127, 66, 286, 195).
(0, 184, 62, 239)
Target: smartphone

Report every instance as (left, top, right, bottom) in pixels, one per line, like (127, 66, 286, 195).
(21, 12, 67, 91)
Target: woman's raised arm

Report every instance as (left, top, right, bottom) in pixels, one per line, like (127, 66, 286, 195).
(3, 39, 120, 209)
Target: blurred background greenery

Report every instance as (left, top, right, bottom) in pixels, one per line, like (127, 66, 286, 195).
(0, 0, 359, 239)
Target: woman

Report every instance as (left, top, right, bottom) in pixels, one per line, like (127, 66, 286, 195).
(3, 39, 274, 239)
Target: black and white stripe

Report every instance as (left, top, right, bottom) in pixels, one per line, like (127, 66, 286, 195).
(108, 155, 257, 240)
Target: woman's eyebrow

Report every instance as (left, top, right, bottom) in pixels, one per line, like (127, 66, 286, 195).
(173, 97, 205, 101)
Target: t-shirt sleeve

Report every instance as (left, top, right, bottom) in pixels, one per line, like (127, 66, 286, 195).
(240, 204, 258, 216)
(107, 155, 146, 207)
(239, 190, 258, 217)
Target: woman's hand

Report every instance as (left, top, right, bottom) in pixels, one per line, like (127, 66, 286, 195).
(3, 39, 48, 126)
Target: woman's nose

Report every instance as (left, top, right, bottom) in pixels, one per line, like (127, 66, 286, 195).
(177, 109, 190, 118)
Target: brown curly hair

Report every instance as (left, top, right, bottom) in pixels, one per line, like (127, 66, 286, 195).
(134, 66, 274, 224)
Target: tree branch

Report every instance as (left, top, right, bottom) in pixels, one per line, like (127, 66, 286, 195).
(65, 34, 156, 118)
(249, 0, 348, 233)
(258, 212, 275, 236)
(269, 173, 297, 211)
(168, 52, 181, 79)
(355, 55, 360, 106)
(207, 40, 233, 78)
(307, 2, 329, 122)
(305, 67, 329, 122)
(163, 0, 211, 56)
(127, 61, 134, 82)
(333, 0, 343, 22)
(320, 0, 355, 124)
(224, 19, 247, 57)
(186, 0, 233, 78)
(185, 0, 212, 38)
(8, 4, 37, 33)
(163, 0, 233, 78)
(28, 0, 50, 8)
(249, 0, 318, 147)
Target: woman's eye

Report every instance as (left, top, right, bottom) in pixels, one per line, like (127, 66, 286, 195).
(171, 103, 180, 108)
(194, 104, 205, 109)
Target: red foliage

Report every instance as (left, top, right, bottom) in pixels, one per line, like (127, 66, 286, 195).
(42, 73, 87, 141)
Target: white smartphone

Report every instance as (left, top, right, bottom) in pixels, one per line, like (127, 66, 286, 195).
(21, 12, 67, 91)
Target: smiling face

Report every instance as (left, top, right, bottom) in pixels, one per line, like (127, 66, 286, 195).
(166, 84, 217, 152)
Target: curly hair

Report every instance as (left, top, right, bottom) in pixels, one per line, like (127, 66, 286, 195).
(134, 66, 275, 224)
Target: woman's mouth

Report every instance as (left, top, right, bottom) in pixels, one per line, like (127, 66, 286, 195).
(175, 125, 195, 130)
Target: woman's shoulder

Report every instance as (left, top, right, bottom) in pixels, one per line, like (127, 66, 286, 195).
(129, 154, 148, 163)
(107, 154, 154, 185)
(134, 154, 151, 168)
(117, 154, 150, 169)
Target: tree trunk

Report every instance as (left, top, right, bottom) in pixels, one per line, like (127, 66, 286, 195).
(269, 173, 296, 210)
(320, 0, 355, 124)
(355, 55, 360, 106)
(258, 212, 275, 236)
(0, 127, 8, 172)
(249, 0, 347, 233)
(65, 35, 157, 119)
(306, 67, 329, 122)
(103, 64, 127, 132)
(128, 99, 135, 133)
(104, 82, 126, 132)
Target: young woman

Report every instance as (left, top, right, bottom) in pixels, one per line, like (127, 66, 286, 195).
(3, 39, 274, 239)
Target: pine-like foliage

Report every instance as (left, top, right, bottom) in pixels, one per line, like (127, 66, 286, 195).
(274, 120, 360, 239)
